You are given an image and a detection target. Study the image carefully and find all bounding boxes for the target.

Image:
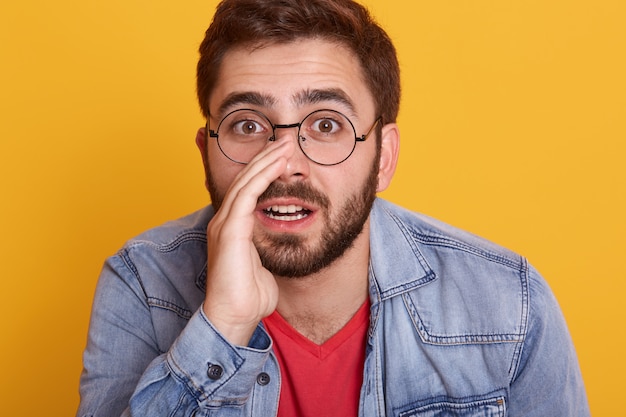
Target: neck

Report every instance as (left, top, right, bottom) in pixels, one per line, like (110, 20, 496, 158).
(274, 221, 371, 344)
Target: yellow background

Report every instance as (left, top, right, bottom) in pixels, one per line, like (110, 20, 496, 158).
(1, 0, 623, 414)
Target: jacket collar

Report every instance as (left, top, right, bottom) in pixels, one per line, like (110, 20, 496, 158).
(368, 199, 436, 303)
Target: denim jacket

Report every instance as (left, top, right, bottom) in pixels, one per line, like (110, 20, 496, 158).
(78, 198, 589, 416)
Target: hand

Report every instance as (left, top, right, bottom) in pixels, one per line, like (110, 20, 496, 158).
(202, 140, 293, 346)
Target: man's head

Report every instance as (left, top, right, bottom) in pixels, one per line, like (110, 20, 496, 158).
(195, 0, 401, 277)
(197, 0, 400, 126)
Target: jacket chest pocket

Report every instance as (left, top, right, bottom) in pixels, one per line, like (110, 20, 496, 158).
(398, 396, 506, 417)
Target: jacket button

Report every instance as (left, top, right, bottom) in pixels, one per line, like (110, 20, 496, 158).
(207, 364, 224, 380)
(256, 372, 271, 386)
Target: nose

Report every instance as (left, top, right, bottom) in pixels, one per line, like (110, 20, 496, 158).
(271, 123, 311, 181)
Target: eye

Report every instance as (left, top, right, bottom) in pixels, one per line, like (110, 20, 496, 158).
(311, 117, 341, 135)
(233, 119, 265, 135)
(316, 119, 335, 133)
(220, 109, 271, 138)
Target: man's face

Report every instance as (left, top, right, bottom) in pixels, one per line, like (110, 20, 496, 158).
(198, 39, 392, 278)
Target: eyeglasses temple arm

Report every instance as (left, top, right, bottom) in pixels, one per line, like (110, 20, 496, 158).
(356, 116, 382, 142)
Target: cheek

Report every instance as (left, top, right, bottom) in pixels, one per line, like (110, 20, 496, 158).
(208, 164, 240, 192)
(318, 165, 368, 203)
(336, 145, 380, 188)
(206, 147, 245, 202)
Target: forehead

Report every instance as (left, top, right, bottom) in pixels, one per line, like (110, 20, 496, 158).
(209, 39, 375, 120)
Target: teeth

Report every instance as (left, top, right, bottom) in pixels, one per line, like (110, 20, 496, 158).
(266, 212, 308, 221)
(269, 205, 303, 214)
(264, 205, 309, 221)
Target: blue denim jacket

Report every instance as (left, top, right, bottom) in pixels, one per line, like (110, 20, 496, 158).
(78, 199, 589, 416)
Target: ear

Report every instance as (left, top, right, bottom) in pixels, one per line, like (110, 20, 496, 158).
(195, 127, 211, 190)
(196, 127, 208, 158)
(376, 123, 400, 192)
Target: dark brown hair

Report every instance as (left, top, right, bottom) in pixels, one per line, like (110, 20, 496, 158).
(197, 0, 400, 125)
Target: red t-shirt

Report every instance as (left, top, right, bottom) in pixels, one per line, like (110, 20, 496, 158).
(262, 301, 370, 417)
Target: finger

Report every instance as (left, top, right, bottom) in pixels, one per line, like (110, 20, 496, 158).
(215, 139, 294, 223)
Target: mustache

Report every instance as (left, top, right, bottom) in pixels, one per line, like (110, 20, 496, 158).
(257, 181, 330, 210)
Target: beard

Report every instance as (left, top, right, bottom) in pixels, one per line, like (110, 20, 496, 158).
(206, 153, 380, 278)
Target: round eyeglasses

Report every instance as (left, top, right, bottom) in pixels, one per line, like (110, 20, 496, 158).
(208, 108, 381, 166)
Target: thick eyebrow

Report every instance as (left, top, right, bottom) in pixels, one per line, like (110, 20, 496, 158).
(292, 88, 357, 116)
(213, 88, 357, 119)
(215, 92, 277, 117)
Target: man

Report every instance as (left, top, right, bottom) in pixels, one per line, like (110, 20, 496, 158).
(78, 0, 589, 415)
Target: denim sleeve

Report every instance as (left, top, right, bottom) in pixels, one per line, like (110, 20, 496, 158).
(78, 254, 273, 417)
(507, 265, 590, 416)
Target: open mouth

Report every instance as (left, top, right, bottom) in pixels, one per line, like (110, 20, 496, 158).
(263, 205, 312, 221)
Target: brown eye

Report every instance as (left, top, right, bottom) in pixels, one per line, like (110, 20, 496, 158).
(242, 121, 258, 134)
(233, 119, 264, 135)
(316, 118, 336, 133)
